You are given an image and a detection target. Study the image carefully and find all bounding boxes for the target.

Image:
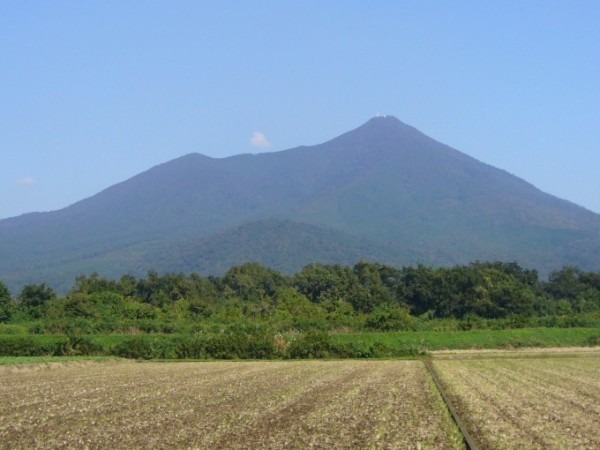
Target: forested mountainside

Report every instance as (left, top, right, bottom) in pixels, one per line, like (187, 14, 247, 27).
(1, 116, 600, 292)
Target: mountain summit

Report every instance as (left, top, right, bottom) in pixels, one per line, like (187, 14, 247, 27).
(2, 117, 599, 291)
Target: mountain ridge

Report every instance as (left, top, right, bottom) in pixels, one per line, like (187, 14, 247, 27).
(1, 115, 599, 292)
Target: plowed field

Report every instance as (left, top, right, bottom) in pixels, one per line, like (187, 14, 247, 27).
(3, 351, 598, 449)
(433, 352, 600, 449)
(0, 360, 464, 449)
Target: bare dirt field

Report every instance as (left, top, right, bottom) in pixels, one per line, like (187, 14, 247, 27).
(0, 360, 464, 449)
(2, 350, 598, 449)
(433, 350, 600, 449)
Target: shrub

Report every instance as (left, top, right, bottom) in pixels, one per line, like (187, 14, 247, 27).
(0, 324, 28, 335)
(111, 336, 177, 359)
(366, 303, 416, 331)
(587, 334, 600, 346)
(0, 335, 69, 356)
(173, 335, 209, 359)
(64, 335, 105, 356)
(288, 330, 332, 359)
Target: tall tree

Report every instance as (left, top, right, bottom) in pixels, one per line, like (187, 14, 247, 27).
(18, 283, 57, 318)
(0, 280, 14, 323)
(222, 262, 289, 302)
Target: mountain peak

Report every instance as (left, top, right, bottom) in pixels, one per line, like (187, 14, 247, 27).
(364, 114, 402, 127)
(370, 114, 399, 121)
(2, 115, 600, 291)
(323, 115, 426, 154)
(353, 115, 421, 136)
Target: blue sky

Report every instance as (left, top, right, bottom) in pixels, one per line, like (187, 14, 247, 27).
(2, 1, 599, 219)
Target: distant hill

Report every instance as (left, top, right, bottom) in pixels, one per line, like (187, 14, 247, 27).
(145, 219, 418, 276)
(2, 116, 600, 292)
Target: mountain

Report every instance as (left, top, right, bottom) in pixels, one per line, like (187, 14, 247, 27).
(2, 116, 600, 292)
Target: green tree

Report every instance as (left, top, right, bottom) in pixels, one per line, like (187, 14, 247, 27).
(135, 271, 192, 307)
(543, 266, 598, 313)
(222, 262, 289, 302)
(117, 274, 137, 297)
(0, 280, 14, 323)
(440, 264, 536, 319)
(63, 293, 97, 318)
(293, 263, 356, 305)
(70, 273, 119, 295)
(18, 283, 57, 318)
(544, 266, 585, 300)
(348, 261, 395, 312)
(366, 302, 415, 331)
(400, 265, 448, 317)
(272, 287, 327, 330)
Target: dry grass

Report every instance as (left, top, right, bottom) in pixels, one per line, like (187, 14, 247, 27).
(432, 346, 600, 358)
(433, 351, 600, 449)
(0, 360, 464, 449)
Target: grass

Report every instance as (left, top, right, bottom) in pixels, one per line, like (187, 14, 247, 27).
(0, 355, 119, 365)
(1, 327, 598, 360)
(331, 327, 600, 352)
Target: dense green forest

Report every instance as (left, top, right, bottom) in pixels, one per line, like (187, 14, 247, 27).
(2, 261, 600, 334)
(1, 261, 599, 359)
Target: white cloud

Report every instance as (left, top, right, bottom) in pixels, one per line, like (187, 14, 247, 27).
(16, 176, 36, 186)
(250, 131, 272, 149)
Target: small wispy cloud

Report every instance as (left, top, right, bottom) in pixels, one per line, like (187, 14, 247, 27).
(16, 176, 36, 186)
(250, 131, 272, 149)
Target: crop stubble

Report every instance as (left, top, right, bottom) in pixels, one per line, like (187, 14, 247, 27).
(0, 360, 464, 449)
(432, 354, 600, 449)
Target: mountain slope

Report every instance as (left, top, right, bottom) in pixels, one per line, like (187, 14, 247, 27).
(145, 219, 418, 276)
(1, 116, 599, 292)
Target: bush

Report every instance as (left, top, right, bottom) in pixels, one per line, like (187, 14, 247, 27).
(64, 335, 105, 356)
(202, 326, 277, 359)
(288, 330, 332, 359)
(587, 334, 600, 346)
(111, 336, 177, 359)
(0, 324, 28, 335)
(329, 341, 375, 358)
(0, 335, 69, 356)
(366, 303, 416, 331)
(109, 328, 280, 360)
(173, 335, 209, 359)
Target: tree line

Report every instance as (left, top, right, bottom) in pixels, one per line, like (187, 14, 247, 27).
(1, 261, 599, 334)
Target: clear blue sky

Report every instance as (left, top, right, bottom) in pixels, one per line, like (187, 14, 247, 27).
(2, 1, 599, 219)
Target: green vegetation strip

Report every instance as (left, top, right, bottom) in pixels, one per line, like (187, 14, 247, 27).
(0, 356, 118, 365)
(0, 328, 598, 360)
(331, 327, 600, 352)
(425, 358, 479, 450)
